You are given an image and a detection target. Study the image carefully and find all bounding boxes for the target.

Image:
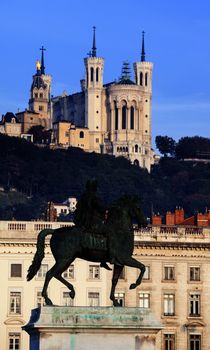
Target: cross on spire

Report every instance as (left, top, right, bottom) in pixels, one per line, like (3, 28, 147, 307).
(40, 45, 46, 74)
(91, 26, 97, 57)
(141, 31, 145, 62)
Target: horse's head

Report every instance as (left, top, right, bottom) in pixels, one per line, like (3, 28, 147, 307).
(108, 195, 147, 228)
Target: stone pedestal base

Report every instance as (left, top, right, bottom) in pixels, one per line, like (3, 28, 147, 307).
(23, 306, 162, 350)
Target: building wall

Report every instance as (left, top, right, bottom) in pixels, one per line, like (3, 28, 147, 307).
(1, 221, 208, 350)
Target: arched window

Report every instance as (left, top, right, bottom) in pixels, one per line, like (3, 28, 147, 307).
(122, 106, 127, 129)
(134, 159, 139, 167)
(130, 106, 134, 129)
(145, 73, 148, 86)
(140, 72, 143, 86)
(135, 144, 138, 153)
(79, 131, 84, 138)
(117, 147, 119, 152)
(115, 103, 118, 130)
(120, 147, 122, 152)
(96, 68, 99, 82)
(125, 147, 128, 152)
(90, 67, 94, 82)
(123, 147, 125, 152)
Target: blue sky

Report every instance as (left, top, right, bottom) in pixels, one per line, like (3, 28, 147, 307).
(0, 0, 210, 147)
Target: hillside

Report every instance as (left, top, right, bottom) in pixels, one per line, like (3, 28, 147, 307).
(0, 134, 210, 220)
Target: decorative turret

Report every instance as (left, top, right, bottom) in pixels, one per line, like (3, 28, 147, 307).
(84, 27, 104, 151)
(133, 31, 153, 91)
(29, 47, 52, 127)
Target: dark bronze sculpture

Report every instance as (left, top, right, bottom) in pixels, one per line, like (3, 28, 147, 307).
(27, 181, 147, 306)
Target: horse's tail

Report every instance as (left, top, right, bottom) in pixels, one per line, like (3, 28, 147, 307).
(27, 229, 54, 281)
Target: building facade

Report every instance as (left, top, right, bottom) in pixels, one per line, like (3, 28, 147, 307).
(1, 220, 210, 350)
(52, 30, 154, 171)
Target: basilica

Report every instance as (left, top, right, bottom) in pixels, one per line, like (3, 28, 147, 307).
(52, 29, 154, 171)
(3, 29, 154, 171)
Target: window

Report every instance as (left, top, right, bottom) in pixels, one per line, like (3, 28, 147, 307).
(135, 144, 138, 153)
(164, 334, 175, 350)
(143, 266, 150, 280)
(65, 132, 69, 137)
(189, 293, 200, 316)
(122, 106, 126, 129)
(130, 106, 134, 129)
(96, 138, 99, 143)
(88, 292, 100, 306)
(189, 334, 201, 350)
(63, 265, 74, 279)
(164, 293, 175, 316)
(114, 292, 125, 307)
(62, 291, 74, 306)
(37, 264, 48, 278)
(9, 291, 21, 314)
(10, 264, 22, 278)
(39, 105, 43, 111)
(90, 67, 94, 82)
(96, 67, 99, 82)
(139, 292, 150, 308)
(40, 93, 43, 98)
(164, 266, 175, 281)
(79, 131, 84, 138)
(190, 267, 200, 281)
(115, 105, 118, 130)
(34, 93, 38, 98)
(145, 72, 148, 86)
(89, 265, 100, 279)
(8, 332, 20, 350)
(36, 291, 44, 308)
(140, 72, 143, 86)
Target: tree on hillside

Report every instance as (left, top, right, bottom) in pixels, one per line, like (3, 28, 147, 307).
(28, 125, 51, 144)
(155, 135, 176, 157)
(175, 136, 210, 159)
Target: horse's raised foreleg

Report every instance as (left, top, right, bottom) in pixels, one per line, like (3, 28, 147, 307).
(120, 257, 145, 290)
(110, 264, 124, 307)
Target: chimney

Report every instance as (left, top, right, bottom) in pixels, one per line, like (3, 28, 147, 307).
(152, 214, 162, 225)
(197, 212, 208, 227)
(175, 207, 184, 225)
(166, 211, 175, 226)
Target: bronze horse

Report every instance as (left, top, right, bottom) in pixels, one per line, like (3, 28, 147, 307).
(27, 197, 146, 306)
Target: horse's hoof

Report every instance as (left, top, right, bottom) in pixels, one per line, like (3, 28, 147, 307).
(129, 283, 136, 290)
(69, 290, 75, 299)
(113, 301, 122, 307)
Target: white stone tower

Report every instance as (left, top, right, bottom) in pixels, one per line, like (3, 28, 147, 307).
(133, 31, 153, 170)
(84, 27, 104, 152)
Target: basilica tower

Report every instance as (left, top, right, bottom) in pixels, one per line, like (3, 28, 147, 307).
(133, 32, 153, 169)
(84, 27, 104, 152)
(29, 47, 52, 129)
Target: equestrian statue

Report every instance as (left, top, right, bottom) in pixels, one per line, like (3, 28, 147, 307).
(27, 180, 147, 307)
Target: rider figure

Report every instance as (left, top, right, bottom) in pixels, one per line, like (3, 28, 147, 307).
(74, 180, 112, 270)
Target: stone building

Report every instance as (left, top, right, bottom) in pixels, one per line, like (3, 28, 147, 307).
(52, 30, 154, 171)
(0, 112, 22, 137)
(0, 219, 210, 350)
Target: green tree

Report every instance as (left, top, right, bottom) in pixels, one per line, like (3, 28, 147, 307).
(155, 135, 176, 157)
(175, 136, 210, 159)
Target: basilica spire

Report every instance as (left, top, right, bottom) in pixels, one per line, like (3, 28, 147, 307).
(91, 26, 97, 57)
(40, 45, 46, 75)
(141, 31, 145, 62)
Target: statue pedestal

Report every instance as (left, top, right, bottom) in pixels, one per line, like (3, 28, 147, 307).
(23, 306, 163, 350)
